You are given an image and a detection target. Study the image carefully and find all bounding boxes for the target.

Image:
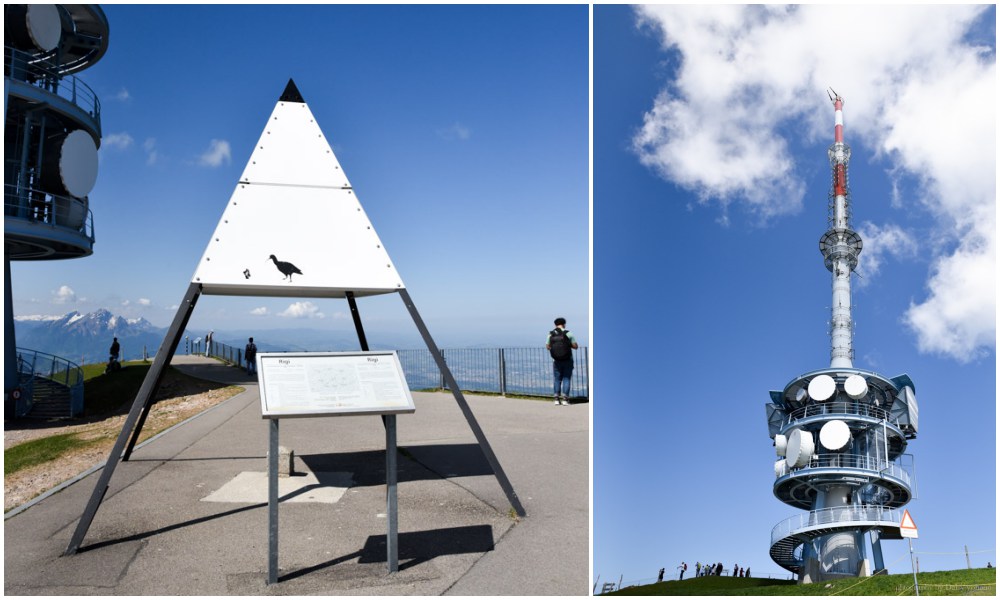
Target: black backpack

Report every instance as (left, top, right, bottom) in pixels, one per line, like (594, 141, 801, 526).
(549, 328, 573, 360)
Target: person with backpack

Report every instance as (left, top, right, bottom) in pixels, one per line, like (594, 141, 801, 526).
(546, 317, 578, 406)
(245, 336, 258, 375)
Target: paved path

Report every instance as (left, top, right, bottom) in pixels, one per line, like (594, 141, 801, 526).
(4, 355, 588, 595)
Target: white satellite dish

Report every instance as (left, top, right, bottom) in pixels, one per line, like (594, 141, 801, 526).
(785, 429, 814, 468)
(775, 434, 787, 457)
(844, 375, 868, 400)
(795, 388, 808, 403)
(26, 4, 61, 52)
(808, 374, 836, 402)
(819, 419, 851, 451)
(774, 459, 787, 478)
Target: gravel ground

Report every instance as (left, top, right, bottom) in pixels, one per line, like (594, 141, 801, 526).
(4, 373, 243, 512)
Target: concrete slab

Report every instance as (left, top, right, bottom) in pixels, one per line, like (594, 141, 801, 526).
(201, 470, 353, 504)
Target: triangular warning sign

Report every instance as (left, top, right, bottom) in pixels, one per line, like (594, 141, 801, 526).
(192, 79, 404, 298)
(899, 509, 918, 538)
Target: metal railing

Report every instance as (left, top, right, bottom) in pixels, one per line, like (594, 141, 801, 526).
(786, 401, 891, 424)
(189, 341, 590, 399)
(12, 347, 85, 417)
(397, 346, 589, 398)
(5, 183, 95, 241)
(781, 453, 912, 487)
(771, 505, 904, 547)
(5, 46, 102, 123)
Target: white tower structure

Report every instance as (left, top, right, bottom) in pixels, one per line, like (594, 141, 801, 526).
(764, 91, 920, 583)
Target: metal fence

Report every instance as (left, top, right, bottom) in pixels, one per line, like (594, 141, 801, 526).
(191, 341, 589, 399)
(397, 347, 589, 398)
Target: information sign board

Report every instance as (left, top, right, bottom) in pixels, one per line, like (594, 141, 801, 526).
(258, 351, 416, 418)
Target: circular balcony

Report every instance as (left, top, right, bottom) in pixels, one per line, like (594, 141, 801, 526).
(770, 505, 905, 573)
(5, 184, 94, 259)
(774, 453, 912, 511)
(780, 401, 908, 458)
(5, 46, 102, 139)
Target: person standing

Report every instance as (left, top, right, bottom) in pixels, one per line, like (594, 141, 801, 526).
(245, 337, 258, 375)
(205, 330, 214, 357)
(657, 567, 664, 583)
(695, 561, 701, 577)
(546, 317, 578, 405)
(109, 337, 120, 362)
(678, 562, 687, 580)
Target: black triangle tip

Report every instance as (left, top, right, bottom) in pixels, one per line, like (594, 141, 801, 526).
(280, 79, 305, 103)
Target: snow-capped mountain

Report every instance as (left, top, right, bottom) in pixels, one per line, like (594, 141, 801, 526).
(14, 309, 166, 365)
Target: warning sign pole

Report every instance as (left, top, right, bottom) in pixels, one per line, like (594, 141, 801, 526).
(901, 510, 920, 595)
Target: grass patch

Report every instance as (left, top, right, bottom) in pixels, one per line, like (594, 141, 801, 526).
(4, 433, 102, 476)
(606, 568, 997, 596)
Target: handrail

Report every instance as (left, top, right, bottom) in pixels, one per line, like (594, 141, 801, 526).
(5, 46, 102, 122)
(786, 401, 891, 423)
(14, 346, 85, 417)
(780, 453, 912, 487)
(771, 505, 904, 547)
(4, 183, 95, 241)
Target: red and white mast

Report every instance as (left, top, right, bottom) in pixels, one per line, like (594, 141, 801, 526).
(820, 89, 862, 368)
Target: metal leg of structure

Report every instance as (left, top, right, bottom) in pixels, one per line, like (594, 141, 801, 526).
(346, 291, 369, 351)
(268, 418, 279, 584)
(347, 291, 397, 570)
(870, 529, 885, 573)
(123, 283, 203, 460)
(65, 283, 202, 555)
(5, 258, 18, 406)
(386, 414, 398, 573)
(397, 288, 526, 517)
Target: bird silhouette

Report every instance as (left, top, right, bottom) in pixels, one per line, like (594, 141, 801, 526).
(267, 255, 303, 282)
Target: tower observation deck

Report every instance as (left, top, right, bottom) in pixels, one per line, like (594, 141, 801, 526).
(764, 91, 920, 583)
(5, 4, 110, 416)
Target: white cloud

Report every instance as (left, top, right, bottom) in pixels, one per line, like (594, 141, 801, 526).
(634, 5, 995, 361)
(52, 285, 78, 304)
(436, 122, 472, 141)
(114, 87, 131, 102)
(144, 138, 159, 165)
(137, 298, 152, 306)
(855, 221, 917, 285)
(250, 307, 269, 316)
(198, 139, 232, 167)
(103, 132, 134, 151)
(278, 301, 324, 319)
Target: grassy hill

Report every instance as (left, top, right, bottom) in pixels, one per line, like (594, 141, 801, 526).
(606, 568, 996, 596)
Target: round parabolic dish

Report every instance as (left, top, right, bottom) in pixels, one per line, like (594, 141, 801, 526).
(59, 130, 99, 198)
(808, 374, 836, 401)
(774, 459, 787, 478)
(785, 429, 814, 468)
(775, 434, 787, 457)
(819, 419, 851, 451)
(844, 375, 868, 400)
(795, 388, 808, 403)
(26, 4, 61, 52)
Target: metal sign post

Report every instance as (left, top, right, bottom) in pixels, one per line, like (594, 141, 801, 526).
(260, 351, 413, 584)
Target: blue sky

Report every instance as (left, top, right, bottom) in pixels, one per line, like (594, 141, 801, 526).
(594, 4, 995, 587)
(10, 4, 589, 348)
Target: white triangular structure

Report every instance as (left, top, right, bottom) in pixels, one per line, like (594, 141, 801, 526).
(192, 80, 404, 298)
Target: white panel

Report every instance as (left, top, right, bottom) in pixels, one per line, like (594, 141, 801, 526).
(191, 92, 403, 298)
(193, 184, 402, 297)
(240, 101, 351, 189)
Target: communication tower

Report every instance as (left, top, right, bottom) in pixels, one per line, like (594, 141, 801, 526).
(4, 5, 110, 416)
(764, 91, 919, 583)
